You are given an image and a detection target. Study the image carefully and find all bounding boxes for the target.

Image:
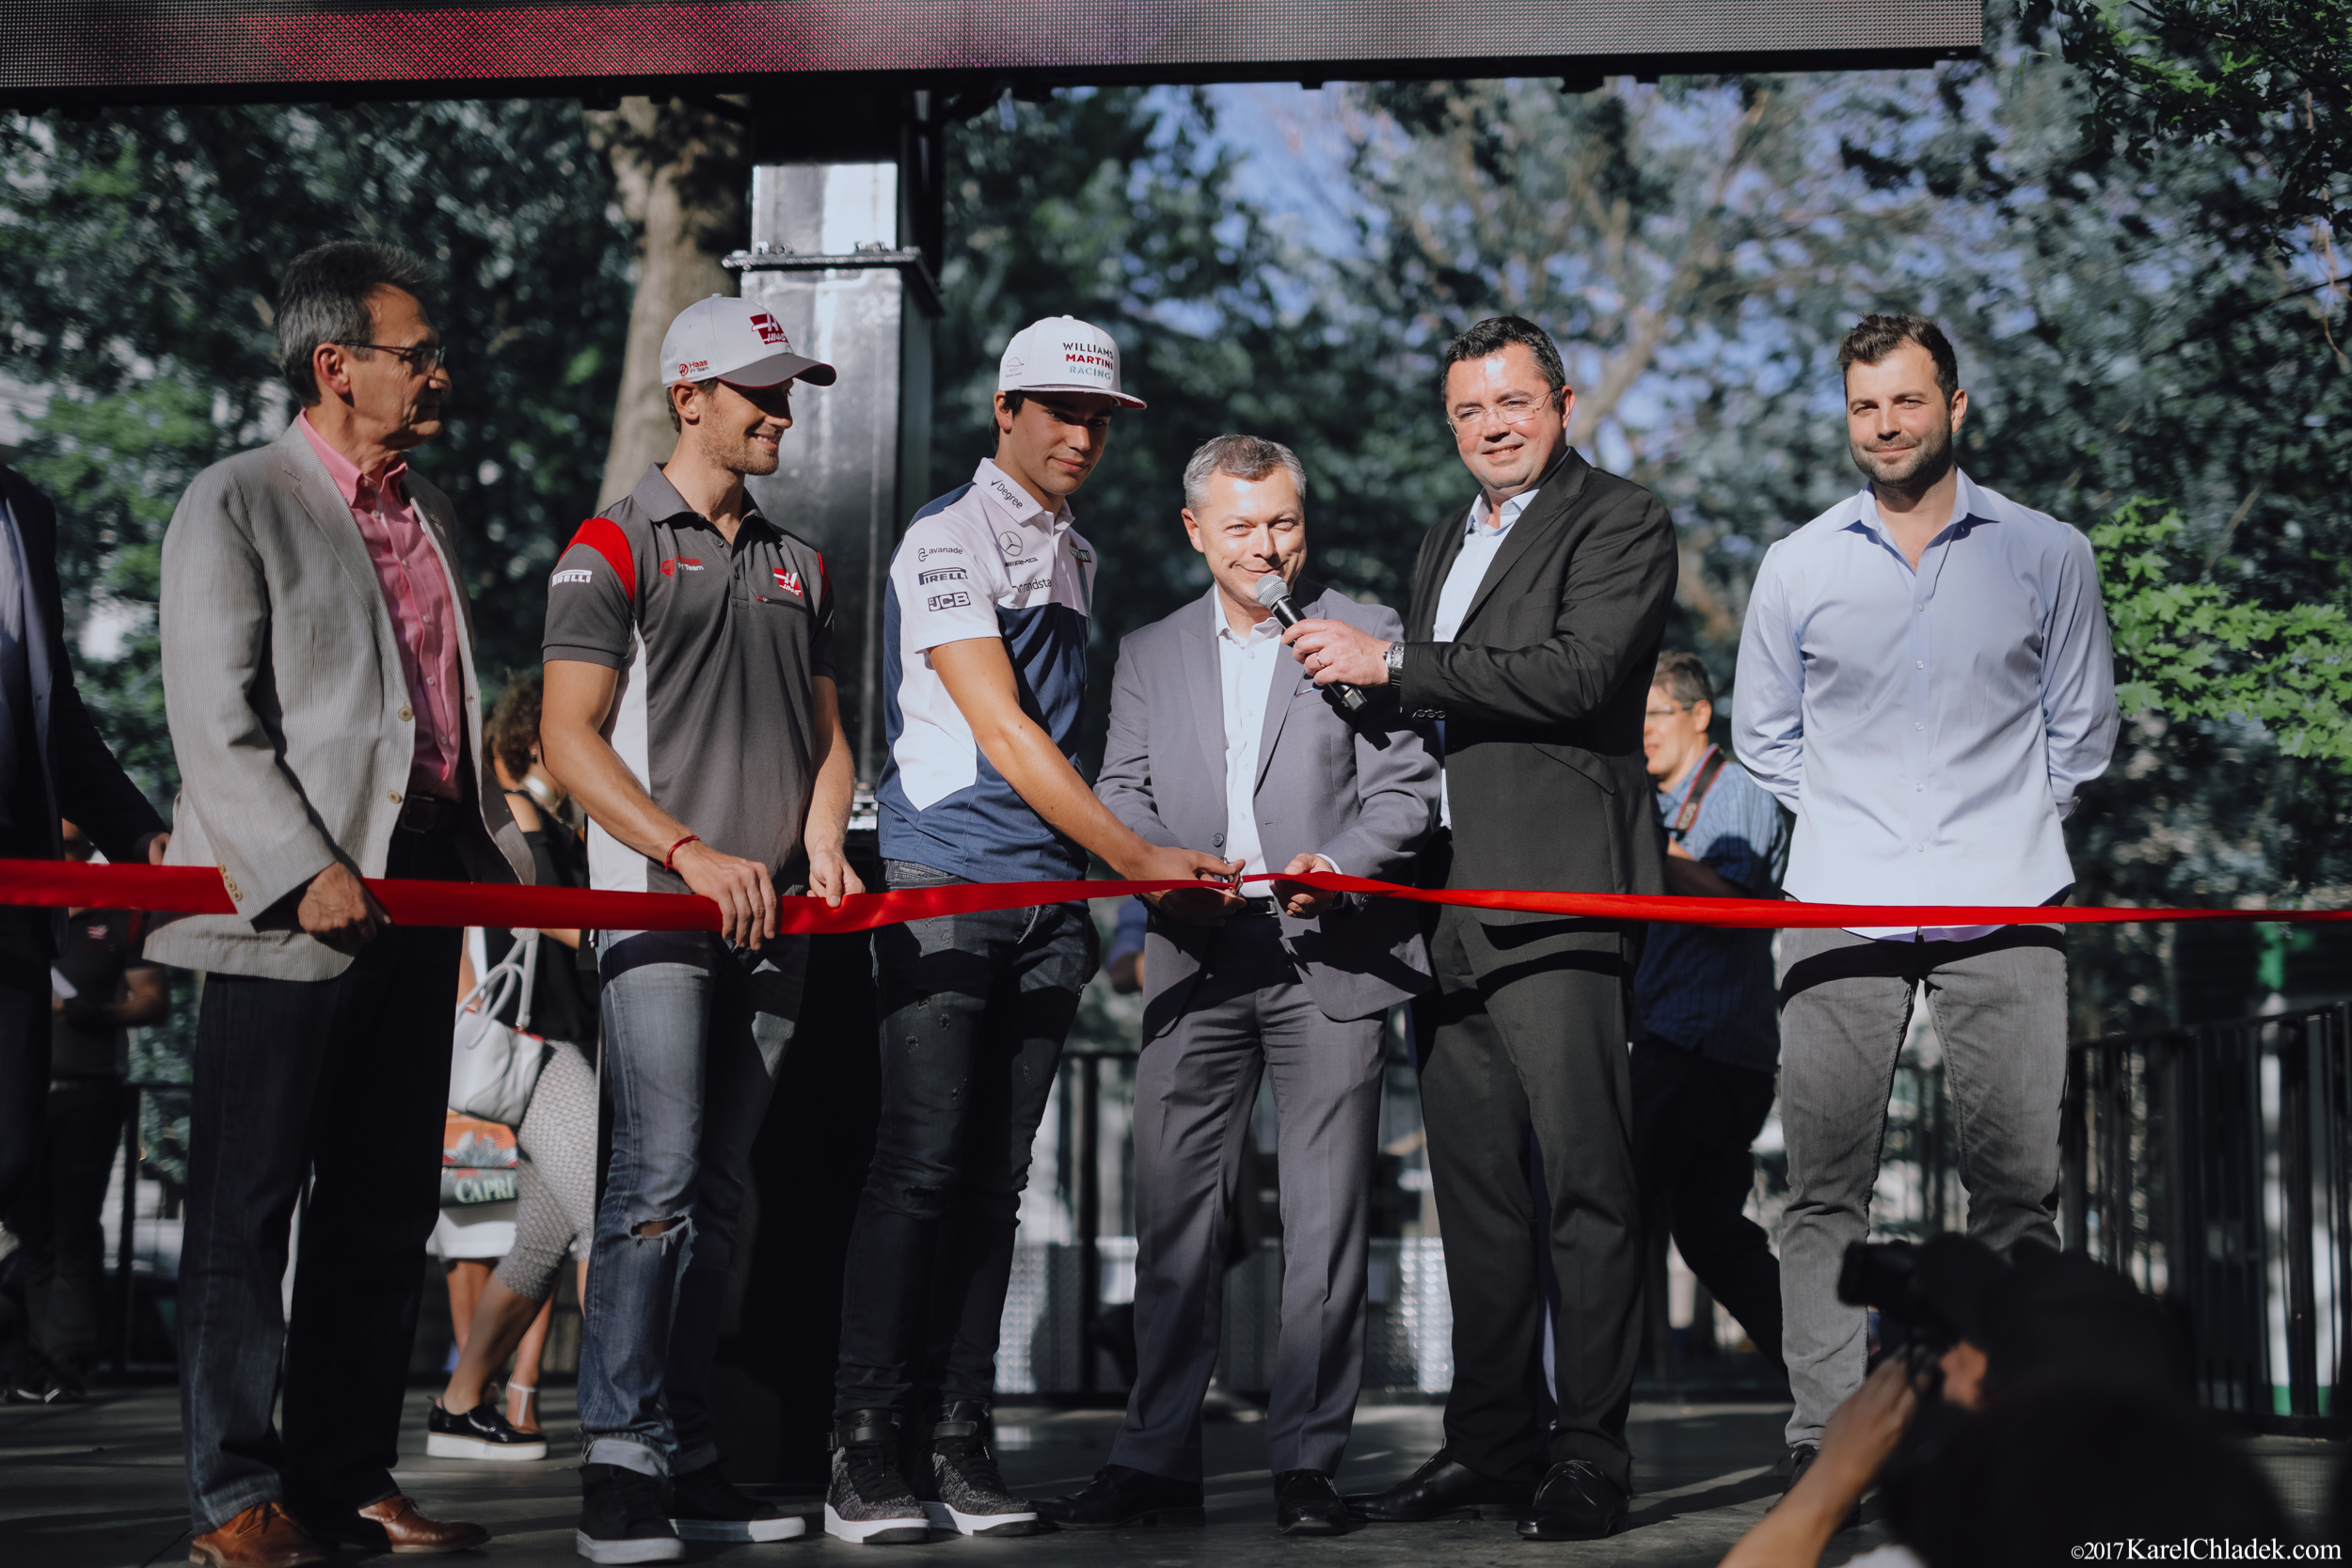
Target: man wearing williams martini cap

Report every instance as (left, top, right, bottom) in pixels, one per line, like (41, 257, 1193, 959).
(823, 317, 1232, 1544)
(540, 293, 858, 1561)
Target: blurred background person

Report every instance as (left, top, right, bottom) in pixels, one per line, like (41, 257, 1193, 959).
(429, 669, 601, 1463)
(0, 818, 169, 1404)
(1631, 652, 1789, 1389)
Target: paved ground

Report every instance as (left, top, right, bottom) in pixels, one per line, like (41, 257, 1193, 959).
(2, 1385, 2338, 1567)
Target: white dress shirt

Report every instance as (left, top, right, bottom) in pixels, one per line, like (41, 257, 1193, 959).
(1429, 481, 1547, 826)
(1214, 597, 1340, 879)
(1732, 469, 2118, 938)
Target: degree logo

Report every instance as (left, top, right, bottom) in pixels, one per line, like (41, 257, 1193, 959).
(773, 566, 803, 597)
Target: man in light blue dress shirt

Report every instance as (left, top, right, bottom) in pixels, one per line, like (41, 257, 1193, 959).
(1731, 315, 2119, 1500)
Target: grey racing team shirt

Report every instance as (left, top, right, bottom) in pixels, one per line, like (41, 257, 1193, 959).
(542, 464, 836, 895)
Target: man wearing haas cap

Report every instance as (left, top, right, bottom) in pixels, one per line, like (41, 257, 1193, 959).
(540, 295, 861, 1563)
(824, 318, 1232, 1544)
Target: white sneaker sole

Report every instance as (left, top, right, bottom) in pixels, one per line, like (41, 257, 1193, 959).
(922, 1500, 1040, 1538)
(573, 1528, 686, 1563)
(427, 1431, 548, 1462)
(822, 1504, 931, 1544)
(672, 1514, 808, 1542)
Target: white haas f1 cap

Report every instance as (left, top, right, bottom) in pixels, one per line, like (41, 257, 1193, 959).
(998, 315, 1147, 409)
(661, 295, 836, 388)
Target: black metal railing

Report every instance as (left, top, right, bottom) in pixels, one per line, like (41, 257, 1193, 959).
(2062, 1002, 2351, 1435)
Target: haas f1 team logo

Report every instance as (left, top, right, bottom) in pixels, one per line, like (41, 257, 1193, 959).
(750, 312, 787, 347)
(773, 566, 804, 597)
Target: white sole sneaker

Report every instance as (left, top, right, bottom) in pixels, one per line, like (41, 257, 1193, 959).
(672, 1514, 808, 1542)
(427, 1431, 548, 1462)
(923, 1500, 1039, 1538)
(822, 1504, 931, 1544)
(573, 1528, 686, 1563)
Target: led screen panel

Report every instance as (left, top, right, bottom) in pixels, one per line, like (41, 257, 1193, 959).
(3, 2, 1979, 95)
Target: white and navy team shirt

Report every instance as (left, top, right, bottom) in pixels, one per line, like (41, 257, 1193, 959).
(543, 464, 836, 895)
(879, 458, 1096, 882)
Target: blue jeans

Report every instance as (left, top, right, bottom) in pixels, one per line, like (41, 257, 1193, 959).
(832, 862, 1095, 1417)
(580, 929, 807, 1476)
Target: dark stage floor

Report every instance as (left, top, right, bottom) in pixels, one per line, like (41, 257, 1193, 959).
(1, 1384, 2337, 1566)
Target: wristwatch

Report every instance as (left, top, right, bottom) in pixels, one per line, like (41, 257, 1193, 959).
(1384, 641, 1406, 682)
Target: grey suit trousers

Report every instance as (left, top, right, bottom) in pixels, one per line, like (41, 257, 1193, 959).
(1111, 915, 1385, 1481)
(1776, 924, 2068, 1447)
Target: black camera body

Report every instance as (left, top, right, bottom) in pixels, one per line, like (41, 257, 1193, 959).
(1837, 1240, 1961, 1384)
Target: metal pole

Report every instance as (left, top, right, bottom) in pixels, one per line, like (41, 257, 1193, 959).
(2280, 1021, 2319, 1418)
(114, 1085, 139, 1373)
(1076, 1054, 1101, 1394)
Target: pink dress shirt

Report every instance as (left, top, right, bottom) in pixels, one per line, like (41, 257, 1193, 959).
(297, 414, 463, 801)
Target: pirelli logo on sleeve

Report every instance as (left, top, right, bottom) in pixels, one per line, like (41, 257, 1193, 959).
(918, 567, 967, 585)
(552, 568, 594, 585)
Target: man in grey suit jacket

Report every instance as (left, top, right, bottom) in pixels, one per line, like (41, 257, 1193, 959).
(1042, 436, 1439, 1537)
(151, 242, 528, 1568)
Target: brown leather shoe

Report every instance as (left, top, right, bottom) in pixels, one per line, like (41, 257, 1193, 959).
(187, 1502, 328, 1568)
(343, 1495, 490, 1554)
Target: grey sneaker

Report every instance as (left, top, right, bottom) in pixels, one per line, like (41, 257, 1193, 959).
(924, 1401, 1037, 1538)
(824, 1410, 931, 1545)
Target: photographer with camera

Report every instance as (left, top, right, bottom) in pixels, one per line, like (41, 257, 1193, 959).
(1720, 1236, 2291, 1568)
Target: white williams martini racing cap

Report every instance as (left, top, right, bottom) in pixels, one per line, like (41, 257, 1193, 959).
(661, 295, 837, 388)
(998, 315, 1147, 409)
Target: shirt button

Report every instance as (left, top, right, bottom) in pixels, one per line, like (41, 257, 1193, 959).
(1915, 722, 1923, 730)
(1915, 603, 1925, 612)
(425, 676, 437, 686)
(389, 790, 404, 804)
(1916, 784, 1925, 791)
(1915, 660, 1924, 669)
(399, 705, 414, 721)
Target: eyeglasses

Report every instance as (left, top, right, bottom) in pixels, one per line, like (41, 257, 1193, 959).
(1447, 393, 1556, 434)
(1644, 702, 1693, 721)
(334, 341, 447, 374)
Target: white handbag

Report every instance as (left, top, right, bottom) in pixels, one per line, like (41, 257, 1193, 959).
(449, 927, 549, 1127)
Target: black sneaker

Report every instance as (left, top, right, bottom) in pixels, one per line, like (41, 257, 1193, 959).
(1779, 1444, 1863, 1531)
(922, 1401, 1037, 1537)
(824, 1410, 930, 1544)
(427, 1398, 548, 1462)
(669, 1460, 805, 1543)
(1035, 1465, 1206, 1530)
(576, 1463, 684, 1564)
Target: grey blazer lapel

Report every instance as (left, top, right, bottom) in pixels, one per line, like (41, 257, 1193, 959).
(271, 423, 388, 617)
(1177, 594, 1228, 833)
(1253, 578, 1321, 792)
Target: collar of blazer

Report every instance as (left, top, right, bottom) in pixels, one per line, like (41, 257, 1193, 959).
(1411, 449, 1592, 641)
(271, 420, 464, 638)
(1177, 577, 1332, 798)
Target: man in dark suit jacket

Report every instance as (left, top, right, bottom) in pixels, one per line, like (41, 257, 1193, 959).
(1284, 316, 1677, 1540)
(1045, 436, 1439, 1537)
(0, 466, 169, 1220)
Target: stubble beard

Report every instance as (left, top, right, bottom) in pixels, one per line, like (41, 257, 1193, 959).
(1851, 416, 1954, 497)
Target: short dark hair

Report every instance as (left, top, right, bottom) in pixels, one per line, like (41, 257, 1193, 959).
(1439, 316, 1568, 406)
(276, 241, 435, 406)
(485, 668, 544, 782)
(1838, 313, 1960, 403)
(1652, 650, 1713, 708)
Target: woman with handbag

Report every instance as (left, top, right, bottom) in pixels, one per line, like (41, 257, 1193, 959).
(428, 672, 605, 1461)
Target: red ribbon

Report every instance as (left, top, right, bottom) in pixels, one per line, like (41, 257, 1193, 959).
(2, 860, 2346, 936)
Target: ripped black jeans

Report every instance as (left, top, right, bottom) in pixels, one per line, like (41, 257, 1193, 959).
(832, 862, 1096, 1418)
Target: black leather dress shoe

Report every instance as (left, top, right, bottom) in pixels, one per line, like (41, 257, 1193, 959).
(1274, 1470, 1348, 1536)
(1034, 1465, 1205, 1530)
(1344, 1449, 1534, 1523)
(1517, 1458, 1628, 1541)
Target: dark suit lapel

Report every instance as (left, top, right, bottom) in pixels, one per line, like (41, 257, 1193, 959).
(1411, 508, 1472, 640)
(1454, 451, 1592, 635)
(1177, 592, 1228, 822)
(1252, 579, 1322, 791)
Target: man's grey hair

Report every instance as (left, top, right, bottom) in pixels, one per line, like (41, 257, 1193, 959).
(1182, 434, 1307, 513)
(276, 240, 435, 406)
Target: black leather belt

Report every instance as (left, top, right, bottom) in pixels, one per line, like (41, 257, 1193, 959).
(395, 793, 467, 834)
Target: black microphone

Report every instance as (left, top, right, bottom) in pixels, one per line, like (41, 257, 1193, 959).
(1256, 574, 1368, 715)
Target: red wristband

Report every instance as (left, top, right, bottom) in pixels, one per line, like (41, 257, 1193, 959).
(663, 833, 700, 871)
